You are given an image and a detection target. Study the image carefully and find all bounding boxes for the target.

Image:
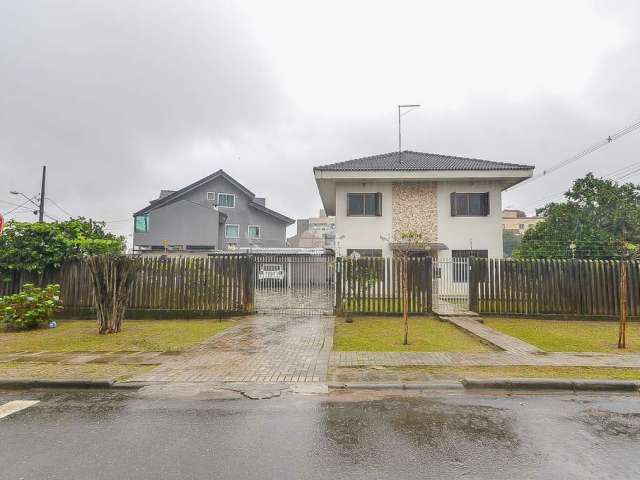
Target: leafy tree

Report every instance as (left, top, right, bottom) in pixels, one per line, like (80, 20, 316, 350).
(515, 173, 640, 259)
(0, 218, 125, 274)
(502, 231, 521, 258)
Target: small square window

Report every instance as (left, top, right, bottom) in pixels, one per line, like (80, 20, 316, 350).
(134, 215, 149, 233)
(225, 224, 240, 238)
(217, 193, 235, 208)
(206, 192, 216, 201)
(248, 225, 260, 239)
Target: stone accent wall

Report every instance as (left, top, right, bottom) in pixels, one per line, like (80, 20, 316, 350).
(392, 182, 438, 242)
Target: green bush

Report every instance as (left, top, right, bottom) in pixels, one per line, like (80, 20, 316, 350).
(0, 283, 63, 330)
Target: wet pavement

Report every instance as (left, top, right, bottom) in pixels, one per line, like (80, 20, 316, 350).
(135, 314, 334, 383)
(1, 388, 640, 479)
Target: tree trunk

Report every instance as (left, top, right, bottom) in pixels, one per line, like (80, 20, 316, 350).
(618, 260, 628, 349)
(402, 257, 409, 345)
(86, 255, 139, 334)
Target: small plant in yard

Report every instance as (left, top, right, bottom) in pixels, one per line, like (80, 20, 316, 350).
(0, 283, 63, 331)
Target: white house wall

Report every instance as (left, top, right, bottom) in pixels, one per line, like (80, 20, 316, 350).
(335, 181, 393, 257)
(436, 180, 504, 258)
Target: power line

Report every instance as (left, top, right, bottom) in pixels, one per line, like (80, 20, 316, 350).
(46, 197, 74, 218)
(508, 117, 640, 191)
(2, 196, 39, 216)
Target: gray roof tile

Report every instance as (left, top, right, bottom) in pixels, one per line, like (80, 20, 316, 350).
(314, 151, 533, 172)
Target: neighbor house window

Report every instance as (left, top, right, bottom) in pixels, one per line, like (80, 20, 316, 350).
(347, 193, 382, 216)
(217, 193, 235, 208)
(248, 225, 261, 239)
(134, 215, 149, 233)
(225, 224, 240, 238)
(206, 192, 216, 201)
(450, 192, 489, 216)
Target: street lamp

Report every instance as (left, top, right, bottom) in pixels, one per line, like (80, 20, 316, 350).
(9, 191, 39, 208)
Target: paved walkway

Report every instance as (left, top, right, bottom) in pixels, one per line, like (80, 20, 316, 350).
(135, 314, 334, 384)
(443, 316, 544, 354)
(330, 351, 640, 368)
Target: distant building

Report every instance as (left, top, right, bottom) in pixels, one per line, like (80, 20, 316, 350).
(502, 209, 542, 235)
(287, 210, 336, 249)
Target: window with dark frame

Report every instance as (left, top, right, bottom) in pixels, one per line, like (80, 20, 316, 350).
(450, 192, 490, 216)
(347, 193, 382, 216)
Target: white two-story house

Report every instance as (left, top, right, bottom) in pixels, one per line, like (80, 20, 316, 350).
(313, 151, 534, 259)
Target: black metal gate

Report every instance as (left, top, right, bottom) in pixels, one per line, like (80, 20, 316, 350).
(253, 253, 335, 315)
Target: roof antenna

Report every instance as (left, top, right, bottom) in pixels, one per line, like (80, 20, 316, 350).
(398, 104, 420, 164)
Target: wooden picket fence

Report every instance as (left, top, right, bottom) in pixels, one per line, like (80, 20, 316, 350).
(470, 258, 640, 317)
(336, 257, 432, 314)
(0, 256, 255, 316)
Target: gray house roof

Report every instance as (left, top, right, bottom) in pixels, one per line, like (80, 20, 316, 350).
(133, 169, 293, 224)
(314, 151, 533, 172)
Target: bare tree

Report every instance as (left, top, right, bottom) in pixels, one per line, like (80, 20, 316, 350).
(618, 242, 638, 349)
(386, 231, 430, 345)
(86, 255, 140, 334)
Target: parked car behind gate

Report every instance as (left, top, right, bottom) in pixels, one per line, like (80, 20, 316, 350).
(258, 263, 285, 283)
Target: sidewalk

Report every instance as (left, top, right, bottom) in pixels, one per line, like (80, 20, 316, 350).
(330, 351, 640, 368)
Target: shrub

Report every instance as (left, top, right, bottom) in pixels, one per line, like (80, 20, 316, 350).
(0, 283, 63, 331)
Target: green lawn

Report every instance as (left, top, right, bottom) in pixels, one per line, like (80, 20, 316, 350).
(0, 319, 234, 353)
(330, 365, 640, 382)
(484, 318, 640, 353)
(334, 316, 493, 352)
(0, 362, 153, 381)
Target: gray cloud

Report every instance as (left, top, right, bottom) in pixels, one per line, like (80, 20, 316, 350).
(1, 0, 640, 239)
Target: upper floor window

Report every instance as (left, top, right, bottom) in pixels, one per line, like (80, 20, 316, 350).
(225, 224, 240, 238)
(450, 192, 489, 217)
(134, 215, 149, 233)
(206, 192, 216, 201)
(248, 225, 261, 239)
(217, 193, 236, 208)
(347, 193, 382, 216)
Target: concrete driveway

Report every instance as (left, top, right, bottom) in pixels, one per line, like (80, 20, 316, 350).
(135, 314, 334, 384)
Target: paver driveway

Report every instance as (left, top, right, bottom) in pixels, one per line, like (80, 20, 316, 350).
(135, 314, 334, 384)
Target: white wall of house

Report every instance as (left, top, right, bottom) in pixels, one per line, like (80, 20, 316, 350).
(333, 179, 504, 258)
(436, 180, 504, 258)
(334, 181, 393, 257)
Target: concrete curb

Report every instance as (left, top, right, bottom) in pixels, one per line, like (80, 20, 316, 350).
(462, 378, 640, 392)
(0, 379, 148, 391)
(328, 382, 464, 391)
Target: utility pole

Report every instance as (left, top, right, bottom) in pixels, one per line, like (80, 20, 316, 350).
(38, 166, 46, 223)
(398, 104, 420, 164)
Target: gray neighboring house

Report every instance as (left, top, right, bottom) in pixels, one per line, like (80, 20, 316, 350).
(133, 170, 294, 254)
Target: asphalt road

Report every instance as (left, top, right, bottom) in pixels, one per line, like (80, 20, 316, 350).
(1, 387, 640, 479)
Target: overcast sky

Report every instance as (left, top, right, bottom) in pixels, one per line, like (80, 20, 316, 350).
(2, 0, 640, 241)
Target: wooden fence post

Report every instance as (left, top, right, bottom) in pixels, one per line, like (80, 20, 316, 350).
(469, 257, 479, 312)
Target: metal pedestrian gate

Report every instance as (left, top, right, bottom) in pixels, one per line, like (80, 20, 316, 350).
(253, 254, 335, 315)
(432, 257, 470, 313)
